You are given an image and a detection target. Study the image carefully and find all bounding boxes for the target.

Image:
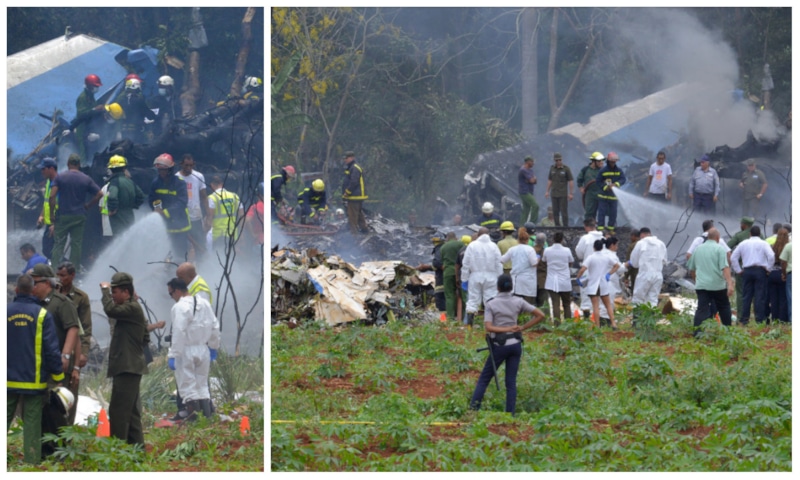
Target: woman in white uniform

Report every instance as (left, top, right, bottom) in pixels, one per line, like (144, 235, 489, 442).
(499, 227, 539, 305)
(576, 238, 622, 329)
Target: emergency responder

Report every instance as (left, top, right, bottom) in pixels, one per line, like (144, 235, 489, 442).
(475, 202, 502, 229)
(575, 218, 604, 318)
(206, 174, 244, 251)
(148, 153, 191, 261)
(102, 155, 145, 237)
(497, 221, 518, 275)
(72, 74, 102, 161)
(114, 77, 155, 144)
(66, 103, 124, 164)
(150, 75, 179, 137)
(739, 158, 768, 218)
(166, 278, 221, 420)
(342, 151, 369, 234)
(7, 274, 65, 464)
(271, 165, 296, 225)
(99, 272, 148, 447)
(577, 152, 605, 222)
(242, 76, 262, 101)
(518, 156, 539, 225)
(417, 233, 447, 313)
(245, 182, 265, 249)
(462, 227, 503, 327)
(627, 227, 667, 309)
(545, 152, 574, 226)
(30, 264, 81, 456)
(595, 151, 627, 233)
(298, 179, 328, 224)
(36, 157, 59, 260)
(440, 232, 464, 321)
(55, 261, 92, 426)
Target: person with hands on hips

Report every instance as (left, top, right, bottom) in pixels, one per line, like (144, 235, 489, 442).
(469, 274, 546, 416)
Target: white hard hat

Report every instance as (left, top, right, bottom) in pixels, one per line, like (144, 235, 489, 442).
(482, 202, 494, 214)
(335, 208, 344, 215)
(51, 386, 75, 414)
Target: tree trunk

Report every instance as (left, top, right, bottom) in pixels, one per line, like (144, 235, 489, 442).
(521, 8, 539, 140)
(230, 7, 257, 98)
(180, 51, 201, 118)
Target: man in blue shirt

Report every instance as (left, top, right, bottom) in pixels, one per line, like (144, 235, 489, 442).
(518, 156, 539, 225)
(19, 243, 48, 275)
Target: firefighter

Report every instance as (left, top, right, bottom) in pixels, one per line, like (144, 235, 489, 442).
(298, 179, 329, 224)
(270, 165, 296, 225)
(595, 151, 626, 233)
(577, 152, 605, 222)
(148, 153, 191, 261)
(475, 202, 502, 229)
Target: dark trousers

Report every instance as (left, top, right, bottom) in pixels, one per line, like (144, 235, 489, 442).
(551, 196, 568, 226)
(51, 214, 87, 266)
(346, 200, 368, 234)
(741, 266, 768, 323)
(694, 289, 732, 334)
(41, 226, 55, 261)
(548, 290, 572, 322)
(583, 193, 599, 222)
(648, 193, 669, 204)
(742, 197, 761, 218)
(767, 269, 788, 322)
(596, 199, 618, 231)
(109, 373, 144, 447)
(168, 231, 190, 263)
(470, 342, 522, 414)
(787, 273, 792, 323)
(8, 392, 45, 464)
(692, 193, 715, 215)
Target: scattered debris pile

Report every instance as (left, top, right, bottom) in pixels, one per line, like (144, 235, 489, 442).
(271, 245, 437, 326)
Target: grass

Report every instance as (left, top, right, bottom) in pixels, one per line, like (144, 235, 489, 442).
(271, 307, 791, 471)
(7, 351, 264, 472)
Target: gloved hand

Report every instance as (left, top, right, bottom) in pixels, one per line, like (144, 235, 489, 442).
(626, 260, 633, 268)
(461, 281, 468, 291)
(605, 273, 611, 282)
(168, 358, 176, 370)
(576, 277, 583, 287)
(87, 133, 100, 142)
(209, 348, 218, 362)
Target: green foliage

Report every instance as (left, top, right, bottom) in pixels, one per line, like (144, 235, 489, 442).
(632, 303, 669, 342)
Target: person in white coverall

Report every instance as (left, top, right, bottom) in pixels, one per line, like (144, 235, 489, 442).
(628, 227, 667, 307)
(461, 227, 503, 326)
(575, 218, 604, 317)
(166, 277, 221, 420)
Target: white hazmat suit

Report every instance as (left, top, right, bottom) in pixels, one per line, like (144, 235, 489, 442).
(168, 294, 221, 402)
(629, 234, 667, 306)
(461, 233, 503, 314)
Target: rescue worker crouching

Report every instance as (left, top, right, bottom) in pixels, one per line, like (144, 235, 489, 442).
(270, 165, 296, 225)
(298, 179, 329, 224)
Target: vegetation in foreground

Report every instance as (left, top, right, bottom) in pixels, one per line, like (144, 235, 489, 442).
(7, 352, 264, 472)
(271, 306, 791, 471)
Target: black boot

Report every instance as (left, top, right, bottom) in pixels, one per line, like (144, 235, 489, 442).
(184, 400, 200, 422)
(199, 399, 213, 419)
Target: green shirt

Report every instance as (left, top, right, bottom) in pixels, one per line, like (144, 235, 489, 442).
(497, 236, 518, 270)
(548, 165, 574, 197)
(102, 289, 149, 377)
(779, 242, 792, 274)
(741, 168, 766, 199)
(686, 240, 729, 291)
(440, 239, 464, 276)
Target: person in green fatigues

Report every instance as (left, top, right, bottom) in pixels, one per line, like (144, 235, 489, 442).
(727, 216, 759, 323)
(577, 152, 605, 223)
(73, 74, 103, 162)
(103, 155, 145, 237)
(497, 221, 518, 274)
(518, 156, 539, 225)
(441, 233, 466, 321)
(545, 153, 574, 226)
(100, 272, 148, 448)
(738, 158, 768, 218)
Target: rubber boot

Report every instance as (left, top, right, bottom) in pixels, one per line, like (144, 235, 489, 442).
(199, 399, 213, 419)
(465, 313, 474, 328)
(184, 400, 200, 422)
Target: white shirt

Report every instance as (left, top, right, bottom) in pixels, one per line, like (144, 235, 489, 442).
(687, 234, 730, 257)
(542, 243, 574, 292)
(648, 161, 672, 194)
(176, 170, 207, 221)
(499, 243, 539, 297)
(730, 236, 775, 273)
(576, 230, 604, 261)
(582, 250, 620, 296)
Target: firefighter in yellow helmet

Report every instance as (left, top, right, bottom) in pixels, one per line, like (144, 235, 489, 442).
(101, 155, 146, 237)
(66, 102, 124, 163)
(298, 179, 329, 224)
(497, 221, 519, 274)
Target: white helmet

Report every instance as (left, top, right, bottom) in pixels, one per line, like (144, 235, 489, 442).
(481, 202, 494, 214)
(158, 75, 174, 87)
(335, 208, 345, 216)
(51, 386, 75, 414)
(125, 78, 141, 91)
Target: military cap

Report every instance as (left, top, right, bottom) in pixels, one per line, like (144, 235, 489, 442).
(553, 153, 563, 160)
(39, 157, 58, 169)
(110, 272, 134, 287)
(740, 216, 755, 225)
(744, 158, 756, 166)
(343, 151, 355, 158)
(30, 263, 55, 277)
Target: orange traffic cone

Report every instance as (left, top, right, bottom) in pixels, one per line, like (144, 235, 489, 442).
(96, 408, 110, 437)
(239, 415, 250, 436)
(715, 313, 721, 324)
(573, 309, 581, 322)
(440, 312, 447, 323)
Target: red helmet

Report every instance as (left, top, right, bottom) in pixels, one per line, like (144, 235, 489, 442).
(606, 151, 619, 161)
(153, 153, 174, 169)
(85, 74, 102, 88)
(283, 165, 296, 178)
(125, 73, 141, 83)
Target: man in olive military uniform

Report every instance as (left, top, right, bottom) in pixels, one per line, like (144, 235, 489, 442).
(29, 263, 81, 456)
(727, 217, 762, 323)
(577, 152, 605, 222)
(544, 153, 574, 226)
(738, 159, 768, 218)
(56, 261, 92, 425)
(100, 272, 148, 447)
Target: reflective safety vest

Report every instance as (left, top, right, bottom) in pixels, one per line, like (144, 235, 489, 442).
(189, 276, 213, 307)
(7, 308, 63, 391)
(43, 179, 57, 225)
(210, 189, 241, 240)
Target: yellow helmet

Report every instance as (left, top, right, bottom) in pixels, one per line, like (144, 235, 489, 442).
(312, 179, 325, 192)
(107, 155, 127, 169)
(590, 151, 605, 161)
(461, 235, 472, 245)
(500, 221, 515, 232)
(105, 103, 124, 120)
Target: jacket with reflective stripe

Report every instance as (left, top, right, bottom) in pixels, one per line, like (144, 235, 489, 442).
(210, 189, 241, 240)
(188, 275, 213, 307)
(595, 164, 627, 200)
(7, 295, 65, 393)
(342, 161, 367, 200)
(148, 175, 191, 232)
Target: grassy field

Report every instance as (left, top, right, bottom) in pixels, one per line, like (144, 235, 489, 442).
(271, 307, 791, 471)
(7, 352, 264, 472)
